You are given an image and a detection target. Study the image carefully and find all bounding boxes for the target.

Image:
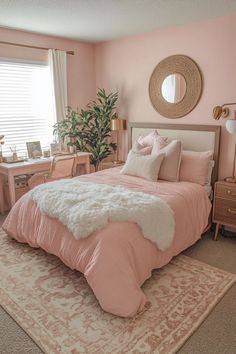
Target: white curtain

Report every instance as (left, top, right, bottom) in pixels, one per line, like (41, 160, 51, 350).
(48, 49, 67, 123)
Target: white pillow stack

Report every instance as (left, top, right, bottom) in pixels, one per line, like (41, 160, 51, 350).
(121, 129, 181, 182)
(123, 129, 215, 186)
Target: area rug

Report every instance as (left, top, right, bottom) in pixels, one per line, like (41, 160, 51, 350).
(0, 229, 235, 354)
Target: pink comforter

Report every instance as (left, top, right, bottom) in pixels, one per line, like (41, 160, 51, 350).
(3, 167, 211, 317)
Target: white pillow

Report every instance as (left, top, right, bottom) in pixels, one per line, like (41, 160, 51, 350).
(120, 150, 164, 181)
(152, 140, 182, 182)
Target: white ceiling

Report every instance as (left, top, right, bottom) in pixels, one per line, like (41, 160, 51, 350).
(0, 0, 236, 42)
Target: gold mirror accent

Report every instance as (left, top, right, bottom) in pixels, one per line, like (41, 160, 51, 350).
(149, 55, 202, 119)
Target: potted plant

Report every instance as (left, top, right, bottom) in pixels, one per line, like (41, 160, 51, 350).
(54, 89, 118, 171)
(53, 107, 80, 151)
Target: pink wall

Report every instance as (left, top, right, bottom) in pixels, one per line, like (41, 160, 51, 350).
(0, 27, 96, 109)
(95, 15, 236, 180)
(1, 16, 236, 180)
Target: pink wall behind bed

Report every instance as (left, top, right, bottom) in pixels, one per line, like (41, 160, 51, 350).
(0, 27, 96, 109)
(95, 14, 236, 180)
(1, 16, 236, 180)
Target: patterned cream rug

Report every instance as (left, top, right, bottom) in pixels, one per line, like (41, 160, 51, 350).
(0, 229, 235, 354)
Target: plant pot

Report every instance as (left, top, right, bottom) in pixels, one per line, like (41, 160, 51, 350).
(69, 146, 75, 153)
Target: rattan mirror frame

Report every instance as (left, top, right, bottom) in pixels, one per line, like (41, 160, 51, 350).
(149, 55, 202, 119)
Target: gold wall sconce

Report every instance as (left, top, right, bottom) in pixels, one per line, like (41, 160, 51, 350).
(213, 102, 236, 120)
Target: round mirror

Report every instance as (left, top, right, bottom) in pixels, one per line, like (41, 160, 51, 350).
(149, 55, 202, 118)
(161, 73, 186, 104)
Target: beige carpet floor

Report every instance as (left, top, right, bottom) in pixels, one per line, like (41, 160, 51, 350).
(0, 214, 236, 354)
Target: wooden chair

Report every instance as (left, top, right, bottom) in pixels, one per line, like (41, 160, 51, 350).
(28, 154, 76, 189)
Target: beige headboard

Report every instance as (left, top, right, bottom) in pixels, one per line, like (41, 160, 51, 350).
(128, 123, 221, 185)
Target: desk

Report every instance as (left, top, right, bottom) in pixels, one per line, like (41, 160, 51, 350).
(0, 152, 91, 213)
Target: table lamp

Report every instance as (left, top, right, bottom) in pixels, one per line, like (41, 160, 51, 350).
(111, 118, 127, 164)
(225, 114, 236, 183)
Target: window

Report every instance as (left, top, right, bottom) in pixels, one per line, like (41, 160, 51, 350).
(0, 59, 55, 156)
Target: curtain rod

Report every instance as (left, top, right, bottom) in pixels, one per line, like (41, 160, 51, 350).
(0, 41, 74, 55)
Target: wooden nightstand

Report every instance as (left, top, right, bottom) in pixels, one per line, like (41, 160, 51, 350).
(100, 161, 124, 170)
(213, 181, 236, 240)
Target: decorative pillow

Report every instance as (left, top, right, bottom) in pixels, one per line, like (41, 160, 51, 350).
(154, 136, 169, 150)
(132, 141, 152, 155)
(137, 130, 168, 147)
(179, 150, 213, 186)
(120, 150, 165, 181)
(152, 140, 182, 182)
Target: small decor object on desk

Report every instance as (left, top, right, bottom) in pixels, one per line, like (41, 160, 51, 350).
(68, 144, 76, 153)
(213, 181, 236, 240)
(42, 147, 51, 158)
(2, 143, 25, 163)
(26, 141, 42, 159)
(111, 118, 127, 164)
(10, 144, 18, 161)
(3, 156, 26, 163)
(50, 143, 62, 156)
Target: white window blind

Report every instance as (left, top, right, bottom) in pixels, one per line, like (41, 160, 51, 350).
(0, 59, 55, 156)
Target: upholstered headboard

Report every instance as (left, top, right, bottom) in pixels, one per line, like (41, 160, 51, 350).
(128, 123, 221, 185)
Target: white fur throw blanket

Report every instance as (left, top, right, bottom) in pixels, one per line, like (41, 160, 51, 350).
(30, 179, 175, 251)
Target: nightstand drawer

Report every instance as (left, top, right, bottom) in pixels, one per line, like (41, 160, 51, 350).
(214, 197, 236, 226)
(215, 183, 236, 200)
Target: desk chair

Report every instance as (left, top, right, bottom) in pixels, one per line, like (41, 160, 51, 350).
(28, 154, 76, 189)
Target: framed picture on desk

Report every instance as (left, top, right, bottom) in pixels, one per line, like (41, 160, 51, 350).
(26, 141, 42, 159)
(50, 143, 66, 155)
(50, 143, 61, 155)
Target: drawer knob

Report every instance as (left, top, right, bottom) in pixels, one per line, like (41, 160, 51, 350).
(227, 190, 236, 196)
(227, 208, 236, 215)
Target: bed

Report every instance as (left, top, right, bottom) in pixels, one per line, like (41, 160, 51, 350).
(2, 123, 221, 317)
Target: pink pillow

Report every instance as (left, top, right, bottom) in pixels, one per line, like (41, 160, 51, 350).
(152, 140, 182, 182)
(137, 130, 168, 147)
(132, 141, 152, 155)
(179, 150, 213, 186)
